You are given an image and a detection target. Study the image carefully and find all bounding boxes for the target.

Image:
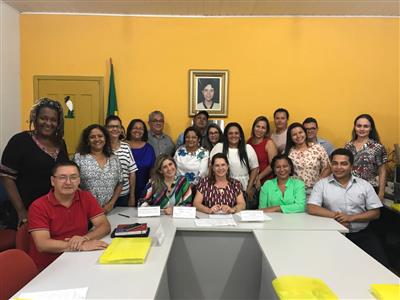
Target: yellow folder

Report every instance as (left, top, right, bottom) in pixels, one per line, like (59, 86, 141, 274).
(99, 237, 151, 264)
(371, 284, 400, 300)
(272, 275, 338, 299)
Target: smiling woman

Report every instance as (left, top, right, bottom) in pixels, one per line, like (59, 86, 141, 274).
(0, 98, 68, 229)
(73, 124, 123, 213)
(285, 123, 330, 194)
(139, 154, 193, 215)
(174, 126, 209, 186)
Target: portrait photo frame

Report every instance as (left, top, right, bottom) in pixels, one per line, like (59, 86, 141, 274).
(189, 69, 228, 117)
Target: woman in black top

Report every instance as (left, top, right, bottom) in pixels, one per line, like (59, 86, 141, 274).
(0, 98, 68, 228)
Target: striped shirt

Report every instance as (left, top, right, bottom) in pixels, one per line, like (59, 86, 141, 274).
(114, 142, 138, 196)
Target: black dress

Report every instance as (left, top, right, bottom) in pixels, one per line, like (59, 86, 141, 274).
(0, 131, 68, 227)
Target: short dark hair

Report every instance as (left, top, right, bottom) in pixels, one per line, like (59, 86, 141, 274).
(77, 124, 112, 156)
(273, 108, 289, 119)
(330, 148, 354, 165)
(126, 119, 148, 142)
(270, 154, 294, 176)
(51, 160, 80, 176)
(303, 117, 318, 127)
(183, 126, 202, 144)
(105, 115, 122, 126)
(194, 110, 209, 120)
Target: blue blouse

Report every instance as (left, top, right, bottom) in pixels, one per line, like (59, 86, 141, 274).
(131, 143, 156, 202)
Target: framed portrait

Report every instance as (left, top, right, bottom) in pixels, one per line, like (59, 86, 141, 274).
(189, 69, 228, 117)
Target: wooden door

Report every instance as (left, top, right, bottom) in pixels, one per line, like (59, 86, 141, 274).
(34, 76, 104, 157)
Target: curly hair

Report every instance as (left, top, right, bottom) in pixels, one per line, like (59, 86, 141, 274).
(29, 97, 64, 145)
(76, 124, 112, 157)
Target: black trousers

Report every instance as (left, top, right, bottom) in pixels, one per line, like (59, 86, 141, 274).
(346, 226, 389, 268)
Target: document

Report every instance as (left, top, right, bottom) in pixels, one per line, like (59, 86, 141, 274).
(209, 213, 234, 219)
(18, 287, 88, 300)
(237, 210, 270, 222)
(138, 206, 161, 217)
(194, 219, 237, 227)
(173, 206, 196, 219)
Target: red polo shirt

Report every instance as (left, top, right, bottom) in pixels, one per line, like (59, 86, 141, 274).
(28, 190, 104, 270)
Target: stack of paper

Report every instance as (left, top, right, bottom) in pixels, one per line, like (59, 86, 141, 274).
(272, 275, 338, 299)
(99, 237, 151, 264)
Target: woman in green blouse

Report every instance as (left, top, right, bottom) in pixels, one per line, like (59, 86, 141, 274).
(259, 154, 306, 213)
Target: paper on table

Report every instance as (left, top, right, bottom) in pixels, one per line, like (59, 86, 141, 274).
(17, 287, 88, 300)
(237, 210, 271, 222)
(173, 206, 196, 219)
(209, 214, 234, 219)
(194, 219, 237, 227)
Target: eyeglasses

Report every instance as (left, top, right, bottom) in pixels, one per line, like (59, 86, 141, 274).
(151, 119, 164, 123)
(107, 125, 121, 129)
(305, 127, 317, 131)
(53, 175, 80, 182)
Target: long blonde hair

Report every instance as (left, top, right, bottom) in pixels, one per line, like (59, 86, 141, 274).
(150, 154, 177, 194)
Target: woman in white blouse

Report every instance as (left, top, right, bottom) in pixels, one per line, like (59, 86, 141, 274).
(210, 122, 259, 205)
(174, 126, 209, 186)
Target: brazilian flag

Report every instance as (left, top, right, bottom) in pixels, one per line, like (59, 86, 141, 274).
(107, 58, 118, 116)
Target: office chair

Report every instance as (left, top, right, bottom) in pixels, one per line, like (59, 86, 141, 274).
(0, 249, 38, 300)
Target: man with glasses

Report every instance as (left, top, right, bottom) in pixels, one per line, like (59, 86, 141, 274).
(147, 111, 175, 156)
(303, 117, 334, 155)
(28, 161, 111, 270)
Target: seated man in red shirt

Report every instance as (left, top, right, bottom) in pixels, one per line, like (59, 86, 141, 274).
(28, 161, 111, 270)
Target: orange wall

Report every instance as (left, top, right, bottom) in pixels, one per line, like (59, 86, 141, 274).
(20, 15, 399, 150)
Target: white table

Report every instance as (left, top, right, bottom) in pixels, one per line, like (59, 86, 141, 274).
(254, 230, 400, 299)
(13, 208, 398, 299)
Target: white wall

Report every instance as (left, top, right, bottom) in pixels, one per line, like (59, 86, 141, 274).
(0, 1, 20, 153)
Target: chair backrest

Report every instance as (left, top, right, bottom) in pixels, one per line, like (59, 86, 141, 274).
(0, 249, 38, 300)
(0, 229, 16, 251)
(16, 224, 30, 253)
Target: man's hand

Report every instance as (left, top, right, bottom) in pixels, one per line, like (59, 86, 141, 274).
(79, 240, 108, 251)
(65, 235, 87, 251)
(334, 212, 354, 223)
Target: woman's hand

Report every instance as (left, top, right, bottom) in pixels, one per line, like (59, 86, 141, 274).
(246, 187, 255, 201)
(17, 209, 28, 228)
(102, 202, 114, 214)
(220, 205, 233, 214)
(164, 206, 173, 215)
(209, 204, 221, 213)
(255, 176, 262, 191)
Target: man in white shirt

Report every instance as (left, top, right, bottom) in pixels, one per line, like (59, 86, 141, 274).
(307, 148, 388, 266)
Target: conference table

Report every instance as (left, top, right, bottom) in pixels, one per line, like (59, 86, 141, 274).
(14, 208, 399, 299)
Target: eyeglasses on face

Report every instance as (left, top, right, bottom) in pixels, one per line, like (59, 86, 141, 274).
(53, 175, 80, 182)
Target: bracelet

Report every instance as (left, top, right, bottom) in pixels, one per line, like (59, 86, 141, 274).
(83, 236, 90, 242)
(232, 206, 237, 213)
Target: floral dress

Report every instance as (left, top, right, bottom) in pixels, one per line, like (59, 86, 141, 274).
(174, 146, 209, 185)
(345, 139, 387, 188)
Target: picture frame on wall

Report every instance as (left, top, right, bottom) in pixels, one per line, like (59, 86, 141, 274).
(189, 69, 228, 117)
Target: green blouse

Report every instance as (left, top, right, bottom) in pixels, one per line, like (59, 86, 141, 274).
(259, 177, 306, 213)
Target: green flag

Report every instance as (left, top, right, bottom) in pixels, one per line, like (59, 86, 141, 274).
(107, 59, 118, 116)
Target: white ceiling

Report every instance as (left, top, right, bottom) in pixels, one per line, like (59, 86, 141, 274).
(4, 0, 400, 16)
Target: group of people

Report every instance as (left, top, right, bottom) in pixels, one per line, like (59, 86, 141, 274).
(0, 97, 389, 269)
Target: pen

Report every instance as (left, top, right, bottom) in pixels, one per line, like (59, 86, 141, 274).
(118, 213, 130, 218)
